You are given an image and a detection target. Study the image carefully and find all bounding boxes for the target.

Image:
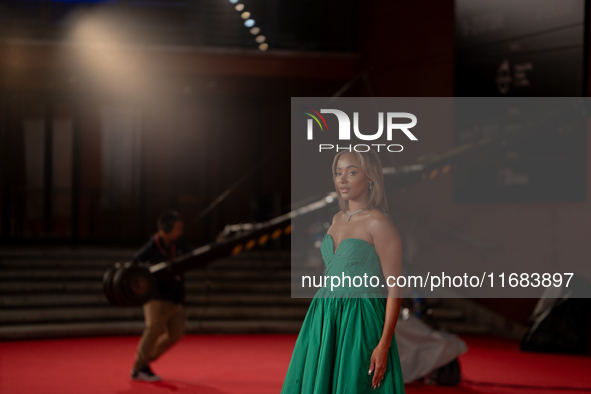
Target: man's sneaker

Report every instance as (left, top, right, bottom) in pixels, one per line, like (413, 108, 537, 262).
(131, 365, 161, 382)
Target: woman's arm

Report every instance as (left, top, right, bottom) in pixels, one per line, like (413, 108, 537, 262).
(368, 213, 403, 388)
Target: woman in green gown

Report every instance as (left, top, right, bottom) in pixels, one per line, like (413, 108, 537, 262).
(282, 150, 405, 393)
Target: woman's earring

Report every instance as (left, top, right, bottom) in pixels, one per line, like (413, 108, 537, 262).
(369, 182, 373, 190)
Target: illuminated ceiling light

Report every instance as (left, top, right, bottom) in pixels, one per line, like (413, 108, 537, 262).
(250, 27, 260, 35)
(241, 11, 251, 19)
(235, 4, 244, 11)
(259, 43, 268, 51)
(255, 35, 266, 44)
(229, 0, 238, 3)
(244, 19, 255, 27)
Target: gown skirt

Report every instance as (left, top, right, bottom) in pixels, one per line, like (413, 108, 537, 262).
(281, 235, 406, 393)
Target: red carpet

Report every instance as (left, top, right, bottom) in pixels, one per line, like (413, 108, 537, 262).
(0, 334, 589, 394)
(458, 336, 591, 394)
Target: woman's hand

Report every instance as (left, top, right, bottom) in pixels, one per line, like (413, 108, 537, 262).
(368, 342, 389, 389)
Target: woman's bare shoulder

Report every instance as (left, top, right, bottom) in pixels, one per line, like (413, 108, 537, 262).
(368, 209, 393, 223)
(332, 211, 344, 224)
(367, 210, 398, 235)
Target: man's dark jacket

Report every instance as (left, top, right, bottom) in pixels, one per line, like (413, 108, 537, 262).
(132, 235, 189, 304)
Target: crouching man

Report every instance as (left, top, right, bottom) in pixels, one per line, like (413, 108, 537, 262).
(131, 210, 189, 382)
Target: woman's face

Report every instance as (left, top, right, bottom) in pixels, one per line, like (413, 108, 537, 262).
(334, 153, 371, 202)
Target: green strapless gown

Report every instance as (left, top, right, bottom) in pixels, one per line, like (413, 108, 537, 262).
(281, 234, 405, 393)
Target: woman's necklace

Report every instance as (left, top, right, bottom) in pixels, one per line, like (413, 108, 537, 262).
(346, 209, 364, 221)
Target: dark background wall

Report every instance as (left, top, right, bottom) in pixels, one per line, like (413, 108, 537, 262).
(0, 42, 356, 243)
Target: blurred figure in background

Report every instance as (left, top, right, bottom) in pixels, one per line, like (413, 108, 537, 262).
(130, 210, 190, 381)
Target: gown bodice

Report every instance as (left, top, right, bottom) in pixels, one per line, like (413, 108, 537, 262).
(317, 234, 387, 297)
